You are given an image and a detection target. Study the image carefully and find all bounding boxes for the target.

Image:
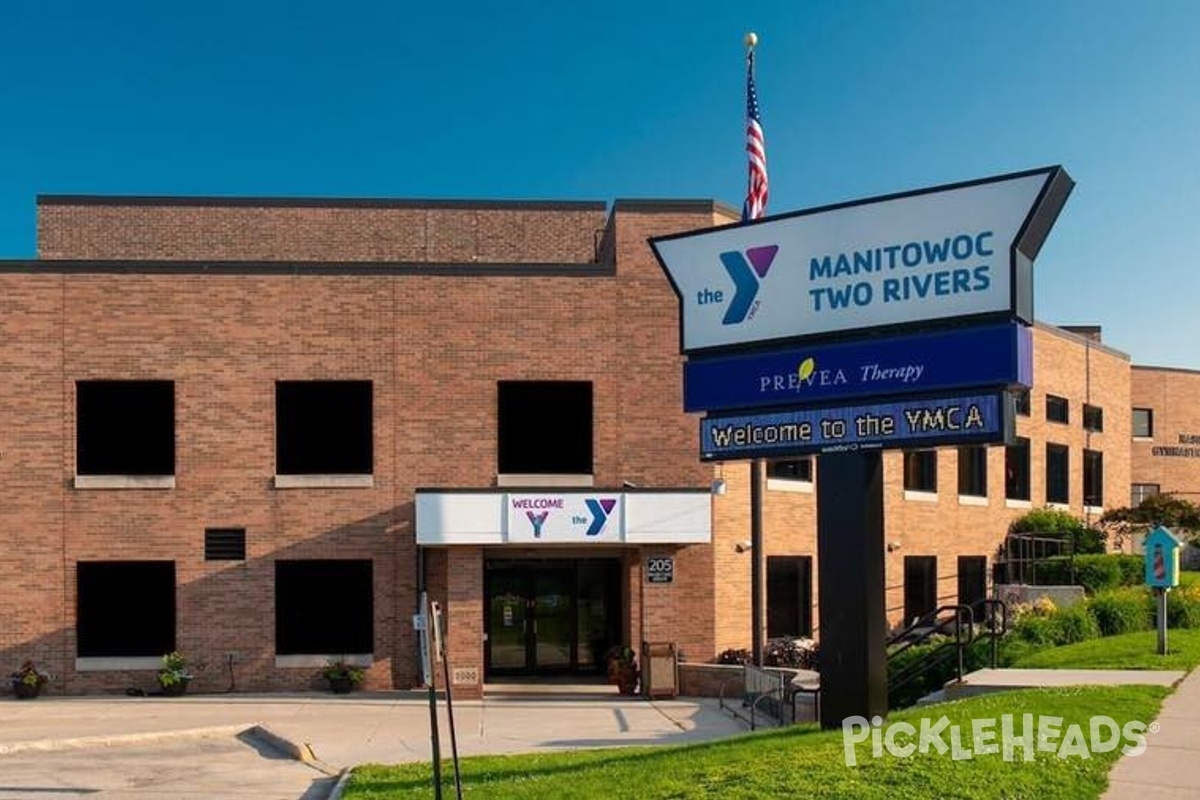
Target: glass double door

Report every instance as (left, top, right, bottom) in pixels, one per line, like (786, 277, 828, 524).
(486, 559, 618, 676)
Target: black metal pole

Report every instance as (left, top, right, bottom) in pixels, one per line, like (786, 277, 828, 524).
(431, 601, 462, 800)
(421, 592, 443, 799)
(751, 459, 765, 666)
(816, 451, 888, 729)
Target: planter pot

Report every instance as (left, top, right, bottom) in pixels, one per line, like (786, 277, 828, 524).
(159, 678, 190, 697)
(327, 676, 356, 694)
(12, 680, 42, 700)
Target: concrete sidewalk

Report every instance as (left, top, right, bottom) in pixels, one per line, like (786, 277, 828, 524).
(0, 690, 748, 775)
(1105, 668, 1200, 799)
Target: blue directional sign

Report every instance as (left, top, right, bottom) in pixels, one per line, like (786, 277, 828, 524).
(684, 323, 1031, 413)
(700, 392, 1010, 461)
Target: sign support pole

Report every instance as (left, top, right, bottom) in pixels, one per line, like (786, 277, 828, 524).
(816, 451, 888, 729)
(751, 459, 765, 666)
(1157, 588, 1169, 656)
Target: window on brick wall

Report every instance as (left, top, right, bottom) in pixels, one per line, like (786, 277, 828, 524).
(76, 381, 175, 475)
(276, 381, 373, 475)
(766, 556, 813, 638)
(957, 556, 988, 619)
(497, 381, 593, 475)
(904, 556, 937, 625)
(903, 450, 937, 493)
(1046, 395, 1070, 424)
(1132, 483, 1160, 507)
(1083, 404, 1104, 432)
(1012, 388, 1031, 417)
(77, 561, 175, 657)
(1133, 408, 1154, 438)
(1083, 450, 1104, 508)
(767, 458, 813, 482)
(1046, 444, 1070, 504)
(957, 445, 988, 498)
(275, 560, 373, 655)
(1006, 437, 1031, 501)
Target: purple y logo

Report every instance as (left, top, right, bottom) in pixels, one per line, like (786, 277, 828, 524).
(526, 511, 549, 538)
(584, 498, 617, 537)
(719, 245, 778, 325)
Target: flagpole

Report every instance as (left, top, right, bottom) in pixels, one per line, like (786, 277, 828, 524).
(743, 30, 766, 669)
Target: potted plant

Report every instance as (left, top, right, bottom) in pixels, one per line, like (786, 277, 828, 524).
(157, 651, 193, 696)
(321, 660, 364, 694)
(604, 645, 639, 695)
(10, 661, 51, 700)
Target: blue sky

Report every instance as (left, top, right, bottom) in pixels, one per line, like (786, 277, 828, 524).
(2, 1, 1198, 367)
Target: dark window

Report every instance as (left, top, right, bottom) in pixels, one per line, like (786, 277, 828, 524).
(1133, 408, 1154, 438)
(204, 528, 247, 561)
(767, 556, 813, 638)
(76, 381, 174, 475)
(1046, 395, 1069, 424)
(1012, 389, 1031, 417)
(1046, 444, 1070, 505)
(276, 381, 373, 475)
(497, 381, 593, 474)
(957, 445, 988, 497)
(1083, 450, 1104, 507)
(276, 560, 373, 655)
(903, 450, 937, 493)
(767, 458, 813, 482)
(1132, 483, 1160, 507)
(77, 561, 175, 657)
(1005, 437, 1031, 501)
(957, 555, 988, 618)
(904, 556, 937, 625)
(1083, 404, 1104, 432)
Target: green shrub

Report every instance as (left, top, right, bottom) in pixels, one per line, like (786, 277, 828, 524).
(1114, 556, 1144, 587)
(1167, 586, 1200, 629)
(1010, 508, 1106, 553)
(1028, 555, 1134, 594)
(1054, 603, 1101, 644)
(1012, 615, 1063, 646)
(1088, 589, 1152, 636)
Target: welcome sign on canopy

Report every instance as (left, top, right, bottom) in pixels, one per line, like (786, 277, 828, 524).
(651, 167, 1073, 353)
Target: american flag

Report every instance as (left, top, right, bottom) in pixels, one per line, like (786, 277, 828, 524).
(742, 49, 768, 222)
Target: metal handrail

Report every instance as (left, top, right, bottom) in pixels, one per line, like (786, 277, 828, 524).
(887, 604, 975, 695)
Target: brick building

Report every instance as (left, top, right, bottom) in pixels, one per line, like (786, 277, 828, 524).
(0, 194, 1148, 697)
(1130, 366, 1200, 503)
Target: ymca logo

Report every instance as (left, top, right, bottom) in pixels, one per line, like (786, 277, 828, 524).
(718, 244, 778, 325)
(583, 498, 617, 537)
(526, 511, 549, 538)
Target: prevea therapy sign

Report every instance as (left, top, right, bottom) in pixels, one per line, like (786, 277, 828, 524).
(651, 167, 1073, 353)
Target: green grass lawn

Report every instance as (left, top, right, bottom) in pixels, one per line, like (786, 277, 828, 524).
(1011, 628, 1200, 671)
(1180, 570, 1200, 588)
(344, 686, 1167, 800)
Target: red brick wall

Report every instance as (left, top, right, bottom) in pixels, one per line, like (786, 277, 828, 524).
(2, 198, 730, 694)
(37, 199, 607, 264)
(1131, 366, 1200, 497)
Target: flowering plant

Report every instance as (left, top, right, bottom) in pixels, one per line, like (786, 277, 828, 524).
(157, 651, 193, 689)
(11, 660, 51, 689)
(321, 660, 365, 685)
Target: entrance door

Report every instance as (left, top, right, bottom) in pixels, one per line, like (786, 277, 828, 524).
(485, 559, 618, 676)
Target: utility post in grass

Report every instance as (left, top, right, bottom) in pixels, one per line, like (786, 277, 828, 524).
(1144, 526, 1182, 655)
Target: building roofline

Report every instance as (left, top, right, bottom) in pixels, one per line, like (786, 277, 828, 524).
(612, 198, 741, 218)
(1035, 321, 1130, 360)
(0, 259, 615, 278)
(1132, 364, 1200, 376)
(36, 194, 608, 212)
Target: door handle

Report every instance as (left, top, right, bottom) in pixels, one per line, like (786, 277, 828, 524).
(533, 620, 538, 635)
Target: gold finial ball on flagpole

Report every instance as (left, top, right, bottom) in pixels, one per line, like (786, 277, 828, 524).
(744, 32, 758, 49)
